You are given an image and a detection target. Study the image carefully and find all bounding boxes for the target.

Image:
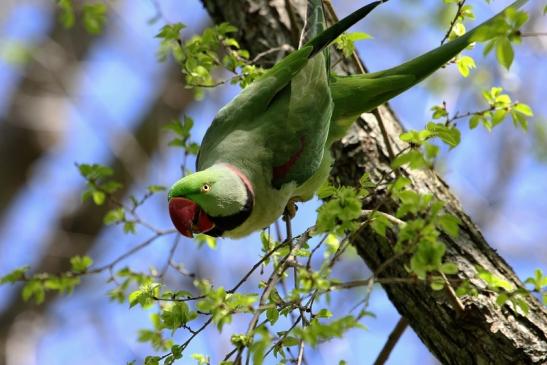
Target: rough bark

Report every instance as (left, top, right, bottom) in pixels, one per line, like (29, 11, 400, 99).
(200, 1, 547, 364)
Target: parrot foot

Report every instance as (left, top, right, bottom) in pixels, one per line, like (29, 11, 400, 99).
(283, 198, 300, 222)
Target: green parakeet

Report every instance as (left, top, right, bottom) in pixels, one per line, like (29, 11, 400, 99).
(168, 0, 526, 238)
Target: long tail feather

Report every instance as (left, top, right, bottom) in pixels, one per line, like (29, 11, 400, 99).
(330, 0, 527, 124)
(307, 0, 388, 58)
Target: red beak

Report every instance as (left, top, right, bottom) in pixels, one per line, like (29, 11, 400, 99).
(168, 197, 215, 237)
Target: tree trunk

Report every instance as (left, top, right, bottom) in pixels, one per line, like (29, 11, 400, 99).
(200, 1, 547, 363)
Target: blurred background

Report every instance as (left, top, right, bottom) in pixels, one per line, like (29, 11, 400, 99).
(0, 0, 545, 364)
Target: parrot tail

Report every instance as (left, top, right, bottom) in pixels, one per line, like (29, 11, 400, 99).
(306, 0, 388, 58)
(366, 0, 527, 86)
(330, 0, 528, 124)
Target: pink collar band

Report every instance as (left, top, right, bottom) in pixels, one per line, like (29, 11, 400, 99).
(223, 163, 254, 197)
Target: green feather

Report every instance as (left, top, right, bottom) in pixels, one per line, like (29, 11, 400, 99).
(169, 165, 248, 217)
(329, 0, 528, 142)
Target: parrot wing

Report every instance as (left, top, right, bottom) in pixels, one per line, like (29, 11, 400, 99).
(197, 1, 385, 189)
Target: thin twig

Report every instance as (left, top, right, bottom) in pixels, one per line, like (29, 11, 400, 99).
(160, 235, 181, 278)
(227, 239, 290, 294)
(90, 231, 176, 273)
(158, 239, 291, 303)
(519, 32, 547, 38)
(373, 317, 409, 365)
(238, 230, 311, 364)
(251, 44, 294, 63)
(296, 339, 305, 365)
(362, 209, 406, 226)
(440, 271, 466, 314)
(440, 1, 466, 46)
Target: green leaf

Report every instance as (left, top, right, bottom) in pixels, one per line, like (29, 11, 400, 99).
(399, 130, 432, 145)
(347, 32, 372, 41)
(316, 187, 362, 234)
(57, 0, 75, 28)
(156, 23, 185, 40)
(129, 282, 160, 308)
(391, 149, 428, 169)
(217, 22, 238, 34)
(460, 5, 475, 20)
(370, 212, 392, 238)
(316, 308, 333, 318)
(102, 181, 122, 194)
(22, 280, 46, 303)
(282, 336, 300, 347)
(144, 356, 161, 365)
(424, 142, 439, 160)
(469, 114, 482, 129)
(334, 32, 372, 58)
(195, 234, 217, 249)
(512, 296, 529, 314)
(191, 353, 209, 365)
(453, 22, 465, 36)
(507, 8, 529, 29)
(511, 110, 528, 130)
(123, 221, 136, 234)
(456, 280, 479, 298)
(513, 103, 533, 117)
(0, 266, 29, 284)
(231, 334, 251, 347)
(524, 269, 547, 292)
(92, 190, 106, 205)
(83, 3, 107, 34)
(430, 276, 445, 291)
(160, 302, 197, 330)
(223, 38, 240, 48)
(70, 255, 93, 273)
(77, 163, 114, 179)
(170, 345, 182, 360)
(491, 109, 507, 127)
(325, 234, 340, 255)
(456, 55, 476, 77)
(431, 105, 448, 119)
(426, 122, 461, 148)
(295, 315, 364, 347)
(437, 214, 460, 238)
(266, 308, 279, 325)
(477, 268, 514, 291)
(440, 262, 459, 275)
(496, 292, 509, 306)
(496, 38, 514, 70)
(410, 241, 446, 277)
(104, 207, 125, 225)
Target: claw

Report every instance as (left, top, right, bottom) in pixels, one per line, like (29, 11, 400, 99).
(283, 197, 300, 221)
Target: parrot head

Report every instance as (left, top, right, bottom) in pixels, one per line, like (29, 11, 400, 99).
(167, 164, 254, 238)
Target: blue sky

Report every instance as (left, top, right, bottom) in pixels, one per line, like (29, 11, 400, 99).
(0, 1, 545, 364)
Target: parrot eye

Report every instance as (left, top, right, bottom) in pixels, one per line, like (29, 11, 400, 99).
(201, 184, 211, 193)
